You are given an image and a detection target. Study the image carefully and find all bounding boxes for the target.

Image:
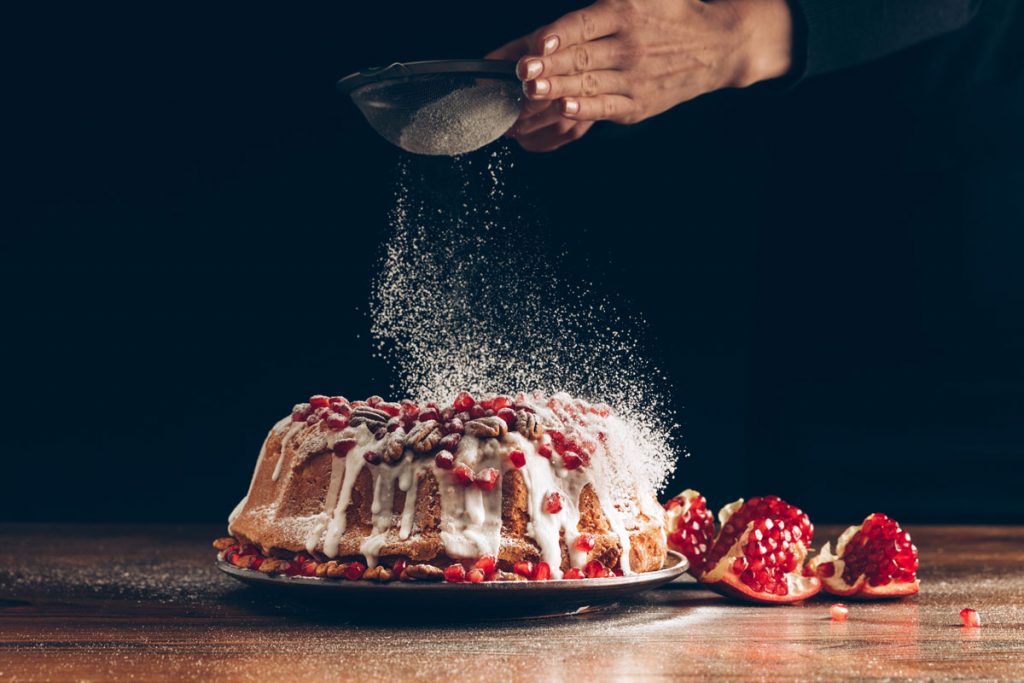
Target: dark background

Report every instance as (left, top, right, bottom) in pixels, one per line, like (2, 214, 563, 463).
(4, 2, 1023, 524)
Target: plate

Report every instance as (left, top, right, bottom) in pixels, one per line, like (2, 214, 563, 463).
(217, 551, 688, 619)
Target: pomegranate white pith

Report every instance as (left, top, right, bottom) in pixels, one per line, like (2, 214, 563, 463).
(809, 512, 920, 599)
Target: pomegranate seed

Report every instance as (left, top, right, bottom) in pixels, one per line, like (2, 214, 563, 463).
(443, 418, 465, 435)
(537, 444, 553, 459)
(492, 396, 512, 411)
(466, 568, 485, 583)
(400, 399, 419, 417)
(391, 559, 406, 577)
(363, 451, 382, 465)
(469, 404, 486, 419)
(366, 395, 383, 406)
(513, 561, 534, 579)
(830, 603, 849, 622)
(533, 562, 551, 581)
(333, 439, 357, 457)
(574, 533, 595, 552)
(544, 491, 563, 514)
(496, 408, 517, 428)
(378, 402, 401, 417)
(418, 407, 441, 422)
(960, 608, 981, 627)
(817, 561, 836, 578)
(291, 403, 311, 422)
(386, 417, 401, 432)
(438, 433, 462, 451)
(584, 559, 610, 579)
(434, 450, 455, 470)
(344, 562, 366, 580)
(473, 468, 500, 492)
(309, 395, 330, 409)
(479, 397, 496, 410)
(302, 412, 319, 425)
(444, 564, 466, 583)
(453, 463, 475, 486)
(474, 556, 497, 575)
(453, 391, 475, 412)
(250, 557, 264, 570)
(325, 413, 349, 430)
(561, 452, 583, 470)
(302, 561, 318, 577)
(509, 450, 526, 468)
(564, 568, 584, 580)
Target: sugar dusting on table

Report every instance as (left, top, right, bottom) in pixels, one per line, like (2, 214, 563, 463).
(369, 146, 679, 493)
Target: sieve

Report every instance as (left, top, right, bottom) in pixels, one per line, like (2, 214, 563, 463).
(337, 60, 522, 156)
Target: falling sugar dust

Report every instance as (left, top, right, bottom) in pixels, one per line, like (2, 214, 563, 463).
(369, 145, 681, 493)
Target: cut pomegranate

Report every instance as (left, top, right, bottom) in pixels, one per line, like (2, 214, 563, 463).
(444, 564, 466, 583)
(809, 513, 920, 599)
(453, 463, 475, 486)
(544, 491, 563, 514)
(960, 608, 981, 627)
(434, 450, 455, 470)
(564, 568, 584, 580)
(453, 391, 475, 412)
(574, 533, 595, 552)
(664, 488, 716, 577)
(509, 449, 526, 468)
(473, 468, 500, 492)
(309, 395, 330, 409)
(333, 439, 357, 457)
(513, 561, 534, 579)
(345, 562, 366, 580)
(698, 497, 821, 604)
(830, 603, 849, 622)
(533, 562, 551, 581)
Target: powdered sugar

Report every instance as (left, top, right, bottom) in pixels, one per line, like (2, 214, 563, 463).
(397, 83, 521, 156)
(369, 147, 679, 495)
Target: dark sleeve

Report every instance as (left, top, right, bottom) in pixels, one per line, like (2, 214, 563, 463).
(787, 0, 986, 79)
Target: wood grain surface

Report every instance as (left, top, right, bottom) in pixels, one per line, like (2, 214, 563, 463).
(1, 524, 1022, 682)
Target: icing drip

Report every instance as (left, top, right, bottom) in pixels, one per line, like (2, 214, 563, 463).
(437, 436, 504, 559)
(271, 421, 304, 482)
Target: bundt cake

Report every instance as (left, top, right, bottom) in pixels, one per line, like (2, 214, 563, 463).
(221, 391, 667, 581)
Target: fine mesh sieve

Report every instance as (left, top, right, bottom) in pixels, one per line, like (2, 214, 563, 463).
(337, 60, 522, 156)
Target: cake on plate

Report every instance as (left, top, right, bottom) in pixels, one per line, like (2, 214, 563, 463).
(218, 391, 667, 582)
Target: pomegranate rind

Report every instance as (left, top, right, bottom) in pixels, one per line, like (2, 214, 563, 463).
(810, 518, 921, 600)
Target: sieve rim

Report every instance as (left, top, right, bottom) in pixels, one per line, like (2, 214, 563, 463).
(336, 59, 517, 95)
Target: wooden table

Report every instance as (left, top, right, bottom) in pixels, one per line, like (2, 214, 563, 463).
(1, 524, 1022, 682)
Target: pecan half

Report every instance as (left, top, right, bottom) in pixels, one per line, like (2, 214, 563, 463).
(465, 416, 508, 439)
(406, 420, 443, 453)
(400, 563, 445, 582)
(324, 561, 348, 579)
(349, 406, 390, 430)
(383, 433, 407, 463)
(515, 410, 543, 439)
(212, 537, 236, 551)
(493, 570, 528, 582)
(363, 566, 395, 582)
(258, 559, 291, 575)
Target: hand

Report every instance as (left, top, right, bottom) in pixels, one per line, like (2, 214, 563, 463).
(488, 0, 793, 152)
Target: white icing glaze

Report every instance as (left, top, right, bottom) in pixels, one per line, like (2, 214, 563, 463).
(271, 421, 304, 482)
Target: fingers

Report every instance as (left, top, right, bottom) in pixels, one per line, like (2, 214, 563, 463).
(561, 95, 638, 123)
(516, 38, 621, 80)
(523, 70, 630, 101)
(516, 120, 595, 153)
(529, 4, 621, 55)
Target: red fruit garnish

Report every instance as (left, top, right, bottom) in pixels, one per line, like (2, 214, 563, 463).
(344, 562, 366, 580)
(496, 408, 517, 428)
(466, 568, 485, 583)
(473, 468, 500, 492)
(533, 562, 551, 581)
(309, 395, 330, 409)
(418, 407, 441, 422)
(453, 391, 475, 412)
(831, 603, 849, 622)
(453, 463, 475, 486)
(509, 450, 526, 468)
(434, 450, 455, 470)
(561, 452, 583, 470)
(291, 403, 311, 422)
(325, 413, 349, 430)
(809, 513, 920, 599)
(537, 444, 553, 459)
(438, 433, 462, 452)
(574, 533, 595, 552)
(444, 564, 466, 583)
(474, 556, 497, 576)
(332, 439, 357, 457)
(584, 559, 612, 579)
(469, 404, 486, 419)
(391, 559, 406, 577)
(491, 396, 512, 411)
(544, 491, 563, 514)
(302, 561, 318, 577)
(366, 395, 383, 406)
(363, 451, 382, 465)
(378, 402, 401, 417)
(400, 400, 419, 417)
(564, 568, 584, 580)
(664, 489, 716, 577)
(513, 561, 534, 578)
(698, 497, 821, 604)
(960, 608, 981, 627)
(443, 418, 465, 435)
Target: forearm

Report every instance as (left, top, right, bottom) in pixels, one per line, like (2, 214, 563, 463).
(789, 0, 985, 79)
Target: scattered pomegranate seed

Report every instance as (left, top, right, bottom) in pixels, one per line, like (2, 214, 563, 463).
(438, 433, 462, 451)
(544, 491, 563, 514)
(453, 463, 475, 486)
(830, 603, 849, 622)
(444, 564, 466, 583)
(537, 444, 553, 459)
(473, 468, 500, 492)
(418, 407, 441, 422)
(960, 608, 981, 627)
(564, 568, 584, 580)
(474, 556, 497, 575)
(466, 568, 485, 583)
(309, 395, 330, 409)
(584, 559, 611, 579)
(391, 559, 406, 577)
(302, 561, 318, 577)
(434, 450, 455, 470)
(291, 403, 311, 422)
(513, 561, 534, 579)
(574, 534, 595, 552)
(533, 562, 551, 581)
(453, 391, 475, 411)
(561, 452, 583, 470)
(333, 439, 357, 457)
(363, 451, 382, 465)
(509, 450, 526, 468)
(344, 562, 366, 581)
(325, 413, 349, 430)
(496, 407, 517, 428)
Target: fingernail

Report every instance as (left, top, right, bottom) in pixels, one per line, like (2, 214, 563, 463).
(523, 59, 543, 80)
(562, 98, 580, 115)
(543, 35, 559, 55)
(533, 79, 550, 96)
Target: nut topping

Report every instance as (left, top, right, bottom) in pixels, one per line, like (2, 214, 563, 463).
(363, 566, 395, 582)
(515, 410, 543, 439)
(212, 537, 236, 551)
(406, 419, 443, 453)
(400, 563, 445, 582)
(465, 416, 508, 439)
